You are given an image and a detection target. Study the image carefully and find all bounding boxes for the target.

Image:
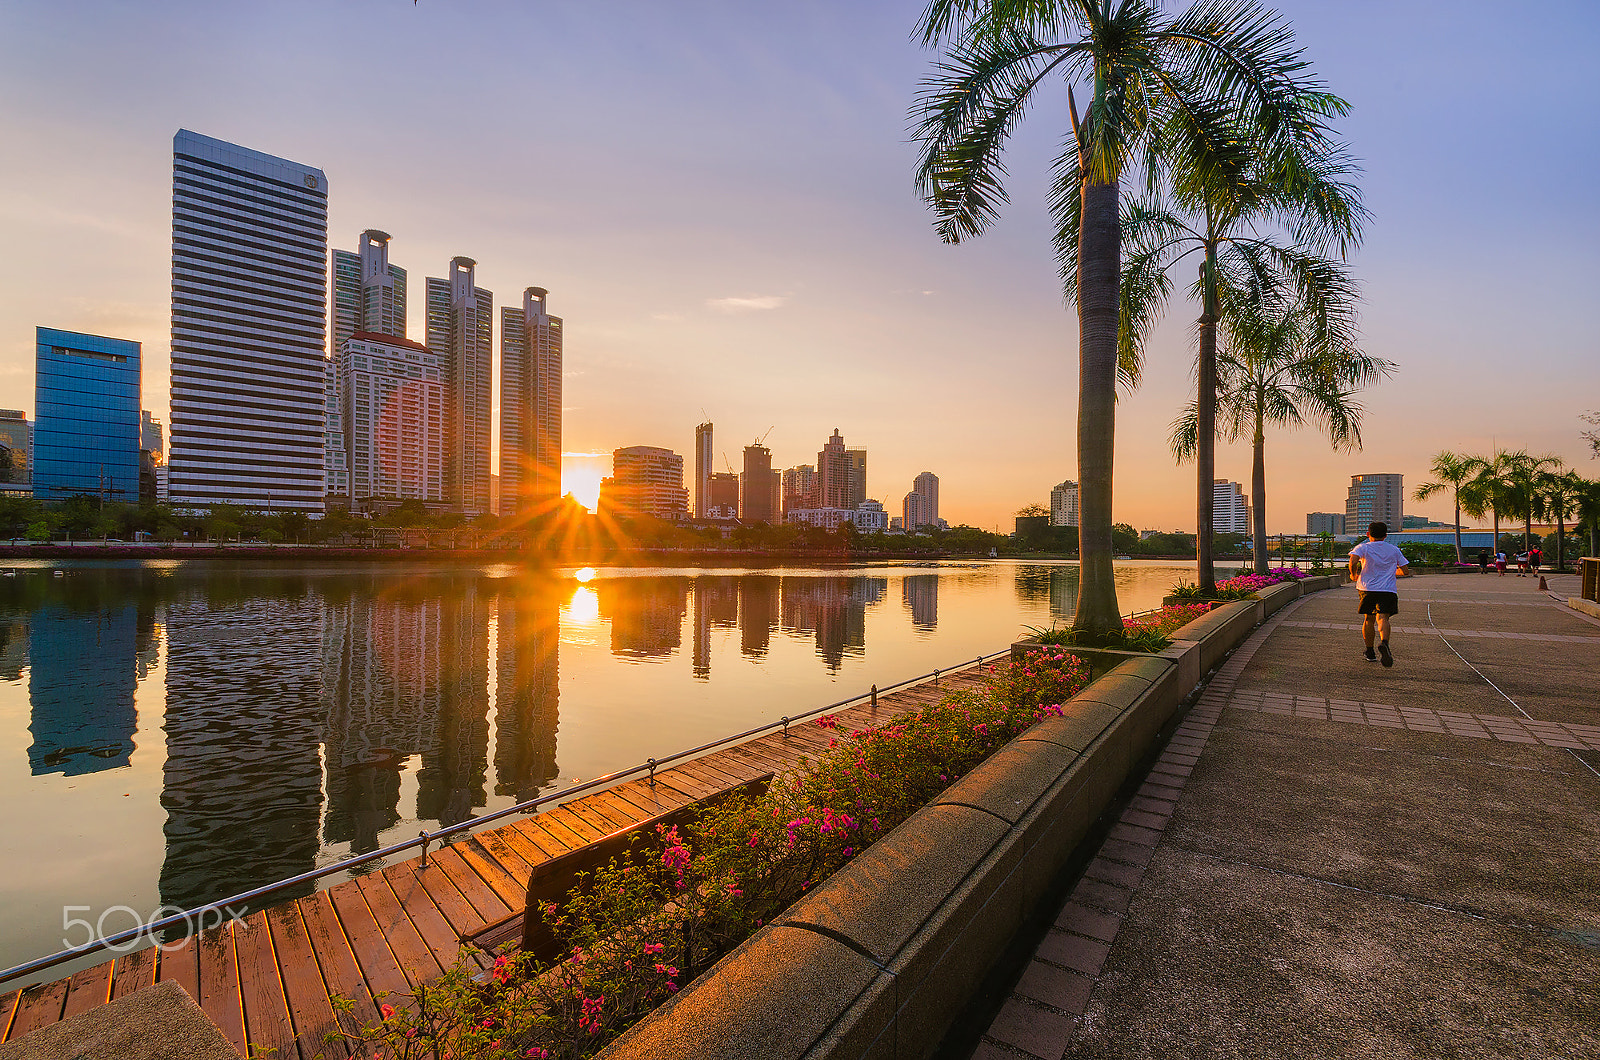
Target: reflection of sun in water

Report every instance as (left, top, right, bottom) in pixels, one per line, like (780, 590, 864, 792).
(564, 586, 600, 628)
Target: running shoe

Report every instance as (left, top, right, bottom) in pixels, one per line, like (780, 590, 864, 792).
(1379, 643, 1393, 668)
(1365, 647, 1377, 662)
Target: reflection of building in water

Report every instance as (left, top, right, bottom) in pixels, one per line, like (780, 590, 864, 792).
(690, 576, 739, 679)
(781, 577, 886, 672)
(161, 591, 326, 911)
(494, 585, 560, 802)
(597, 578, 688, 659)
(0, 617, 29, 680)
(902, 575, 938, 630)
(320, 590, 445, 853)
(416, 584, 490, 828)
(738, 576, 778, 657)
(1013, 566, 1077, 627)
(28, 603, 147, 775)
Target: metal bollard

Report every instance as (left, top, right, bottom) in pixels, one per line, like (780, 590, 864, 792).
(933, 668, 940, 686)
(870, 684, 878, 708)
(647, 758, 658, 786)
(781, 716, 791, 737)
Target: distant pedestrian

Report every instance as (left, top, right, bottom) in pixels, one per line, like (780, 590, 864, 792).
(1478, 548, 1490, 574)
(1496, 551, 1507, 576)
(1529, 546, 1542, 574)
(1349, 521, 1410, 668)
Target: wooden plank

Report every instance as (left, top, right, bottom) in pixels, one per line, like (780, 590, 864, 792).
(156, 931, 201, 1008)
(340, 873, 441, 992)
(110, 943, 157, 1000)
(0, 989, 18, 1042)
(382, 858, 481, 944)
(496, 818, 564, 866)
(453, 839, 532, 911)
(424, 846, 510, 929)
(471, 827, 538, 879)
(607, 780, 690, 820)
(264, 903, 342, 1059)
(6, 978, 68, 1040)
(232, 909, 297, 1060)
(580, 791, 651, 832)
(60, 959, 113, 1019)
(558, 797, 631, 837)
(195, 922, 246, 1056)
(523, 808, 593, 851)
(674, 757, 752, 790)
(299, 891, 377, 1047)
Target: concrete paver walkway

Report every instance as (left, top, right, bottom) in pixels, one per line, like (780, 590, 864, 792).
(971, 573, 1600, 1060)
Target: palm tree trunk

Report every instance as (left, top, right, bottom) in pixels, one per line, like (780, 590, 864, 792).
(1252, 412, 1267, 574)
(1555, 507, 1565, 570)
(1195, 245, 1218, 594)
(1452, 487, 1463, 564)
(1071, 178, 1122, 636)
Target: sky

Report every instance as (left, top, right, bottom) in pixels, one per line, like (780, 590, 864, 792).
(1, 0, 1596, 531)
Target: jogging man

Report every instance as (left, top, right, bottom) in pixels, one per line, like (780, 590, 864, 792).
(1349, 521, 1410, 667)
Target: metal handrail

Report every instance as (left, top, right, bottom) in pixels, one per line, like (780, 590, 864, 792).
(0, 647, 1018, 987)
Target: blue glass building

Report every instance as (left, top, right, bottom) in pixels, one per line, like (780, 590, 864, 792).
(33, 327, 141, 503)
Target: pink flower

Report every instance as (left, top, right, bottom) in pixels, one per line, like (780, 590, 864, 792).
(380, 1003, 396, 1020)
(643, 942, 665, 955)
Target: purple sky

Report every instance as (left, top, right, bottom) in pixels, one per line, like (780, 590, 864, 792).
(1, 0, 1596, 531)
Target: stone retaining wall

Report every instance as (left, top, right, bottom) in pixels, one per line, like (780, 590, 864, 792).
(597, 581, 1338, 1060)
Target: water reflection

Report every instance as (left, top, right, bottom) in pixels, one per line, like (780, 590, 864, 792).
(1013, 565, 1078, 626)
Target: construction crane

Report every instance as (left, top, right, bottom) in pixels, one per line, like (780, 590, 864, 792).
(753, 426, 775, 448)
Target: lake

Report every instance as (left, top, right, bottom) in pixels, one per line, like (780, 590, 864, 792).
(0, 557, 1198, 975)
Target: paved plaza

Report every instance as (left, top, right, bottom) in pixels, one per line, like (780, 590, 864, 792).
(971, 573, 1600, 1060)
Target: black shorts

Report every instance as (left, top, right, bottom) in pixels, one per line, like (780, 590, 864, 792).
(1358, 591, 1399, 616)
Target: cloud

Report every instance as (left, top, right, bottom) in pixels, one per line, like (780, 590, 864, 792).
(705, 295, 787, 313)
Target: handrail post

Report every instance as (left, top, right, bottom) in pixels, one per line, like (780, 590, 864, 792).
(781, 716, 791, 738)
(870, 684, 877, 709)
(933, 668, 940, 686)
(647, 758, 658, 787)
(419, 831, 430, 867)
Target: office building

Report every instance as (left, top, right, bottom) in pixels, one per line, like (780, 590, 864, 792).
(740, 443, 779, 523)
(324, 359, 349, 503)
(694, 422, 714, 519)
(169, 130, 328, 512)
(782, 464, 817, 518)
(817, 429, 866, 509)
(501, 287, 563, 516)
(599, 446, 688, 520)
(904, 471, 940, 530)
(0, 410, 30, 488)
(853, 499, 889, 532)
(426, 258, 493, 514)
(339, 333, 444, 504)
(332, 230, 407, 348)
(33, 328, 141, 503)
(708, 472, 740, 519)
(1345, 473, 1403, 533)
(1214, 480, 1250, 534)
(1306, 512, 1344, 536)
(787, 507, 857, 530)
(1050, 480, 1080, 528)
(140, 411, 164, 504)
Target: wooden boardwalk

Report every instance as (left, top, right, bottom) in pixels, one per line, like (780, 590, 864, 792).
(0, 666, 987, 1056)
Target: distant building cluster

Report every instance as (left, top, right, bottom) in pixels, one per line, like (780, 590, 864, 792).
(1304, 474, 1404, 536)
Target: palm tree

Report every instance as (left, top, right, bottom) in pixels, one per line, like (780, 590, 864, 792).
(1574, 475, 1600, 561)
(1461, 450, 1520, 557)
(1502, 452, 1562, 552)
(1413, 451, 1484, 564)
(914, 0, 1347, 634)
(1171, 288, 1390, 573)
(1535, 468, 1582, 571)
(1113, 138, 1362, 593)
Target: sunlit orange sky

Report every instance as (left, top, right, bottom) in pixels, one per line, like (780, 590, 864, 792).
(2, 2, 1596, 531)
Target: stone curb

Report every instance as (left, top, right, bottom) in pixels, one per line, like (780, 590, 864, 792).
(597, 581, 1340, 1060)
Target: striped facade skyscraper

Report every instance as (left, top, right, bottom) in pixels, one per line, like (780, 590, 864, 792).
(426, 258, 493, 514)
(169, 130, 328, 512)
(500, 287, 563, 517)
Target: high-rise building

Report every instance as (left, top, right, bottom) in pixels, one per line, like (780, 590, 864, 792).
(708, 472, 740, 519)
(500, 287, 563, 517)
(0, 410, 29, 488)
(324, 359, 348, 504)
(340, 333, 444, 504)
(427, 257, 493, 514)
(1307, 512, 1344, 536)
(332, 230, 407, 348)
(904, 471, 940, 529)
(1345, 473, 1403, 532)
(847, 448, 867, 509)
(694, 422, 714, 519)
(1050, 480, 1080, 528)
(817, 429, 851, 509)
(33, 328, 141, 503)
(169, 130, 328, 512)
(740, 444, 779, 523)
(1214, 480, 1250, 534)
(599, 446, 689, 520)
(782, 464, 817, 519)
(140, 411, 164, 504)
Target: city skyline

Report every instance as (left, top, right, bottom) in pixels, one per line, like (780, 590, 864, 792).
(2, 2, 1596, 531)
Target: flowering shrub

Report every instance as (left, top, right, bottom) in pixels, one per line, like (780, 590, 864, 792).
(1123, 603, 1212, 639)
(333, 649, 1090, 1059)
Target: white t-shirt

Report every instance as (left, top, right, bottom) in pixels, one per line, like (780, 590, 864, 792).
(1351, 539, 1408, 593)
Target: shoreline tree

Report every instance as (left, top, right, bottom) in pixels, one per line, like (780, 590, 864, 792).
(1414, 451, 1484, 564)
(913, 0, 1349, 635)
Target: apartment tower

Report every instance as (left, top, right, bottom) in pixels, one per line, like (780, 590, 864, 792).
(1345, 474, 1403, 532)
(1213, 480, 1250, 534)
(332, 230, 407, 349)
(501, 287, 564, 516)
(740, 444, 779, 524)
(169, 130, 328, 512)
(426, 258, 493, 514)
(694, 422, 714, 519)
(903, 471, 939, 530)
